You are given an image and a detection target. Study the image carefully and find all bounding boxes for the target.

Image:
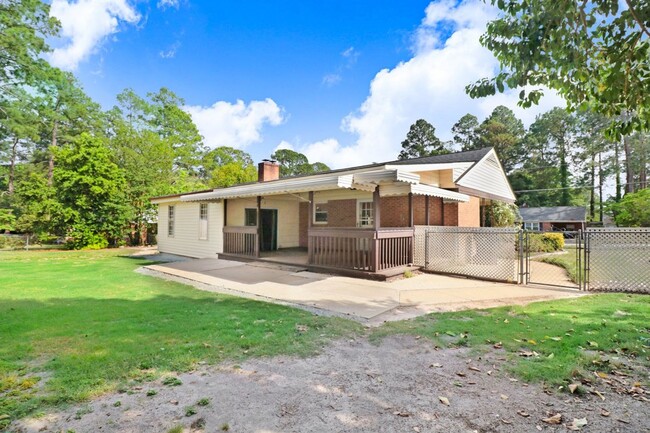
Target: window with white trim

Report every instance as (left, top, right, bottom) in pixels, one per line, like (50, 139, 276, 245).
(314, 203, 328, 224)
(199, 203, 208, 240)
(358, 201, 374, 227)
(524, 222, 540, 231)
(168, 206, 175, 237)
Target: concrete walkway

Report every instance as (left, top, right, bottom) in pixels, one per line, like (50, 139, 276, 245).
(141, 257, 584, 323)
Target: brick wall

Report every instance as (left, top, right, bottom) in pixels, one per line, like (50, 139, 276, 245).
(456, 195, 480, 227)
(379, 195, 445, 227)
(298, 202, 308, 247)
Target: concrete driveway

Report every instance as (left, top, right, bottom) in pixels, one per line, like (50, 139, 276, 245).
(141, 257, 584, 323)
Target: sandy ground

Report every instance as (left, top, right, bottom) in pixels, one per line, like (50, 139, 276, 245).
(12, 337, 648, 433)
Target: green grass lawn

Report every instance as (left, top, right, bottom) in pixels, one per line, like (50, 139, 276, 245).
(0, 249, 360, 426)
(373, 294, 650, 387)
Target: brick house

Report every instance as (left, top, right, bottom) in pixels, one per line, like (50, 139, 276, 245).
(519, 206, 587, 232)
(151, 147, 515, 277)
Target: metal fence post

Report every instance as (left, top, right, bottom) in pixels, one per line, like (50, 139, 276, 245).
(518, 230, 524, 284)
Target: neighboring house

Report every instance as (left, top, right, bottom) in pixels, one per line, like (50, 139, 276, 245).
(519, 206, 588, 232)
(151, 147, 515, 277)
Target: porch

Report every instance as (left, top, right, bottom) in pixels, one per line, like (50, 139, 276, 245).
(218, 186, 452, 278)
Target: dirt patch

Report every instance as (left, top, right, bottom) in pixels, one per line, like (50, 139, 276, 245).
(12, 337, 648, 433)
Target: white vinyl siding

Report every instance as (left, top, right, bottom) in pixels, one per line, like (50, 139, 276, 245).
(157, 201, 224, 258)
(455, 151, 516, 201)
(226, 196, 300, 248)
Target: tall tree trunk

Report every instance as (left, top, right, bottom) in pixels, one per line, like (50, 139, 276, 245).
(639, 136, 647, 189)
(598, 152, 604, 223)
(48, 120, 58, 186)
(623, 135, 634, 193)
(589, 152, 595, 220)
(8, 138, 18, 195)
(615, 140, 622, 201)
(559, 141, 570, 206)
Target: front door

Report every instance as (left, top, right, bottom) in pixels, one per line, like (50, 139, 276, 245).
(260, 209, 278, 252)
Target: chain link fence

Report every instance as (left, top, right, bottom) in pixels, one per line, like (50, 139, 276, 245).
(414, 226, 521, 283)
(585, 228, 650, 293)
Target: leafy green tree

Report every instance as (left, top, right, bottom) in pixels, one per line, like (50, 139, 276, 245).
(35, 69, 105, 185)
(467, 0, 650, 136)
(0, 89, 40, 194)
(203, 146, 257, 187)
(108, 88, 206, 245)
(452, 113, 479, 151)
(0, 0, 59, 88)
(12, 165, 61, 237)
(526, 108, 577, 206)
(271, 149, 330, 177)
(484, 201, 519, 227)
(476, 106, 525, 173)
(54, 133, 130, 248)
(398, 119, 449, 159)
(610, 188, 650, 227)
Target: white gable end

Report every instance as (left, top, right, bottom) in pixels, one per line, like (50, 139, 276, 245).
(456, 150, 516, 202)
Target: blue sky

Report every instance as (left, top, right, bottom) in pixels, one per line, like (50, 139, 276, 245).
(48, 0, 564, 168)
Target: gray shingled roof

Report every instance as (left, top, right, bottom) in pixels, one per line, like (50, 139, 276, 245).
(387, 147, 492, 165)
(519, 206, 587, 222)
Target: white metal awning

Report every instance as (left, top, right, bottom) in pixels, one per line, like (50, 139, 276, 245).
(177, 167, 468, 202)
(379, 183, 469, 202)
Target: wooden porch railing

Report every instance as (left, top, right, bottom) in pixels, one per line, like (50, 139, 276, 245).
(308, 228, 414, 272)
(223, 226, 258, 257)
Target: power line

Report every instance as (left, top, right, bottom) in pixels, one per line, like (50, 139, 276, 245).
(514, 181, 646, 193)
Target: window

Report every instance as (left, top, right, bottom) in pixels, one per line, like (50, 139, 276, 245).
(524, 222, 540, 231)
(314, 203, 328, 223)
(199, 203, 208, 240)
(168, 206, 175, 237)
(358, 201, 374, 227)
(245, 208, 257, 226)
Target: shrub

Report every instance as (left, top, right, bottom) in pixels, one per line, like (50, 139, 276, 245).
(526, 233, 565, 253)
(542, 233, 564, 250)
(0, 235, 26, 249)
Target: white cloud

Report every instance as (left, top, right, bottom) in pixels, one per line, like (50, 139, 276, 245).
(322, 73, 342, 87)
(159, 41, 181, 59)
(297, 0, 564, 168)
(49, 0, 140, 70)
(185, 99, 285, 149)
(273, 140, 294, 152)
(157, 0, 179, 9)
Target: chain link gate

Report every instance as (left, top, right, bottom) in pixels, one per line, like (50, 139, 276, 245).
(523, 230, 583, 289)
(414, 226, 649, 293)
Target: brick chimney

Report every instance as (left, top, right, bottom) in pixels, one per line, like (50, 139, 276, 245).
(258, 159, 280, 182)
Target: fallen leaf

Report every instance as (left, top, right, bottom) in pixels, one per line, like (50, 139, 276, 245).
(429, 363, 442, 368)
(542, 413, 562, 424)
(500, 394, 509, 400)
(393, 410, 411, 417)
(504, 319, 509, 324)
(600, 409, 610, 417)
(518, 350, 539, 357)
(493, 342, 503, 349)
(547, 353, 554, 359)
(487, 370, 493, 376)
(588, 341, 599, 348)
(501, 419, 512, 424)
(617, 418, 630, 424)
(413, 427, 420, 432)
(438, 396, 450, 406)
(517, 410, 530, 417)
(569, 383, 579, 394)
(456, 372, 466, 377)
(528, 339, 537, 345)
(567, 417, 588, 431)
(596, 371, 608, 379)
(468, 366, 481, 372)
(591, 390, 606, 401)
(549, 336, 562, 341)
(536, 426, 542, 431)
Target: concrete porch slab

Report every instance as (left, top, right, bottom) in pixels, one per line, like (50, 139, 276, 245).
(142, 258, 585, 323)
